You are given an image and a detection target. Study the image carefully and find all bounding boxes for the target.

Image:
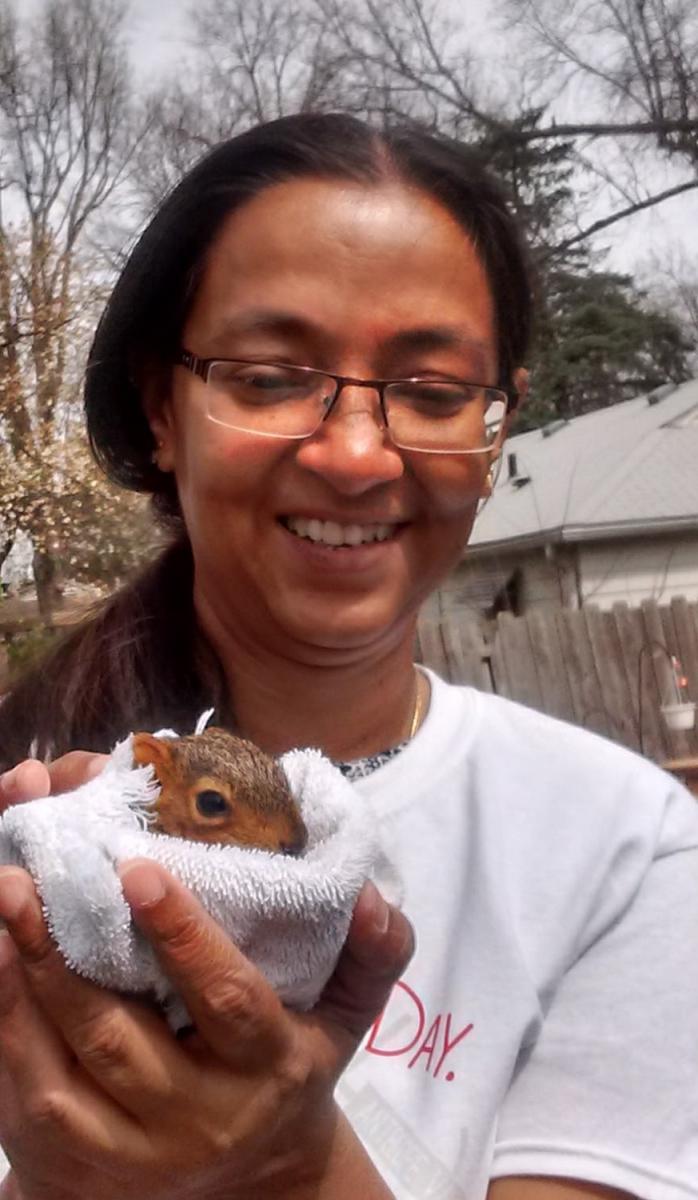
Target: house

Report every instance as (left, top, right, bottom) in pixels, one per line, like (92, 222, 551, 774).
(443, 377, 698, 615)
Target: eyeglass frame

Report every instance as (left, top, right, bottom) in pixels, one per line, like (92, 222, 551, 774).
(176, 348, 518, 455)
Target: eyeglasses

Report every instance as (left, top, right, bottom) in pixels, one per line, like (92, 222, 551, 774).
(177, 349, 513, 455)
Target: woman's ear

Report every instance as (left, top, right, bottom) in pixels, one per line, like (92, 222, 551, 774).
(512, 366, 529, 411)
(498, 366, 528, 447)
(479, 369, 528, 511)
(139, 363, 177, 473)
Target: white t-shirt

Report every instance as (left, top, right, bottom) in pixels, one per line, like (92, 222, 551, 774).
(336, 669, 698, 1200)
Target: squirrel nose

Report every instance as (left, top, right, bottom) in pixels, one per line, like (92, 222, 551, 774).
(280, 829, 307, 857)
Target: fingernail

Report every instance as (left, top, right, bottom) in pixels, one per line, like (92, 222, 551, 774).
(0, 768, 18, 802)
(0, 869, 31, 922)
(364, 880, 390, 935)
(119, 861, 166, 909)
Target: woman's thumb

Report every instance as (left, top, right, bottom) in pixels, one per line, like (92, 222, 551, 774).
(316, 881, 415, 1044)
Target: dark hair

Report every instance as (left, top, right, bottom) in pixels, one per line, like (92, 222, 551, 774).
(0, 539, 233, 770)
(1, 112, 534, 766)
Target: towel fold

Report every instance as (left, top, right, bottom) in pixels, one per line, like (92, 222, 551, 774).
(0, 727, 399, 1026)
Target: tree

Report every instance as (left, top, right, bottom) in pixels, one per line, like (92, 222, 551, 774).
(506, 0, 698, 154)
(131, 0, 698, 249)
(469, 111, 694, 423)
(141, 0, 698, 253)
(503, 0, 698, 228)
(0, 0, 150, 623)
(0, 231, 160, 609)
(639, 244, 698, 359)
(524, 269, 694, 425)
(135, 0, 351, 212)
(471, 109, 586, 258)
(316, 0, 698, 239)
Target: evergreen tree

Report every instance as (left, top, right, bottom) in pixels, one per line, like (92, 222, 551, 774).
(523, 270, 694, 426)
(473, 112, 694, 428)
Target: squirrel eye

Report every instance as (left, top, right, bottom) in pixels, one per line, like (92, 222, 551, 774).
(195, 789, 230, 818)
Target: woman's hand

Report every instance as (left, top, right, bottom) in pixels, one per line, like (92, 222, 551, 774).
(0, 752, 107, 812)
(0, 757, 413, 1199)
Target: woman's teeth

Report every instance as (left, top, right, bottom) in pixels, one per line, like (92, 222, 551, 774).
(284, 517, 395, 546)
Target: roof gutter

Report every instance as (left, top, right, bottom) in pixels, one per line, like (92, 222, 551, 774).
(468, 513, 698, 556)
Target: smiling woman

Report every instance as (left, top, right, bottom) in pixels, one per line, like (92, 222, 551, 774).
(143, 176, 509, 720)
(0, 113, 697, 1200)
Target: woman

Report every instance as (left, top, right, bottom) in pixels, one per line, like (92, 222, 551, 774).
(0, 113, 697, 1200)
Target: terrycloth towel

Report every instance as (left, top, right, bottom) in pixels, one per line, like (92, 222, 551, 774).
(0, 723, 399, 1026)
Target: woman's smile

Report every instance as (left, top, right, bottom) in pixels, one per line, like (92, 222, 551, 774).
(280, 515, 401, 547)
(276, 513, 408, 576)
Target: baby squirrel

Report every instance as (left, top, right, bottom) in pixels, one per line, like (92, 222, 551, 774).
(131, 727, 308, 856)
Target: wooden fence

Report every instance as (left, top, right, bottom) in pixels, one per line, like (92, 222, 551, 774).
(416, 597, 698, 771)
(3, 589, 698, 784)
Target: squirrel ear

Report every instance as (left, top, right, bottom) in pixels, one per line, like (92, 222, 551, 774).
(132, 732, 176, 782)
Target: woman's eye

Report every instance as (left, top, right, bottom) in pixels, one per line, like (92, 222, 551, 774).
(241, 369, 295, 390)
(215, 365, 305, 390)
(195, 789, 230, 817)
(210, 363, 314, 405)
(395, 382, 470, 412)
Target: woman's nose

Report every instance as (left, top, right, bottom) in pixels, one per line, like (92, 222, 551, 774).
(295, 385, 404, 493)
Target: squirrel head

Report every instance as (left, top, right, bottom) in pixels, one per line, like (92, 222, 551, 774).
(131, 729, 307, 855)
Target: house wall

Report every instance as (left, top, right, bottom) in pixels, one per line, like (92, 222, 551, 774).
(435, 531, 698, 616)
(518, 548, 578, 610)
(578, 533, 698, 610)
(436, 545, 579, 615)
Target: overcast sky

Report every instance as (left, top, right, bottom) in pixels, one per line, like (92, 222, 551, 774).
(126, 0, 191, 72)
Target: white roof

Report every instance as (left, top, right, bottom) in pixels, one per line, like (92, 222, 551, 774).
(471, 377, 698, 551)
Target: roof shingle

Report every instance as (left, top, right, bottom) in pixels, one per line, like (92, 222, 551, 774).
(471, 378, 698, 549)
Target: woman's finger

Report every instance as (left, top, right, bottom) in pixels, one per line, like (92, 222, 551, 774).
(314, 882, 415, 1049)
(0, 867, 194, 1122)
(0, 761, 51, 810)
(0, 926, 78, 1116)
(120, 859, 293, 1069)
(0, 926, 143, 1165)
(47, 751, 107, 795)
(0, 751, 106, 812)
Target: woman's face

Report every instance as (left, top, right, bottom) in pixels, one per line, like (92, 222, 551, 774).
(149, 178, 520, 661)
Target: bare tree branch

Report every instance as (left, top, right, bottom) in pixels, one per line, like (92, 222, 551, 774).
(546, 178, 698, 257)
(505, 0, 698, 166)
(517, 116, 698, 140)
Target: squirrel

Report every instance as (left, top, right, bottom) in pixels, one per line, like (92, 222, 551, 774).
(131, 727, 308, 856)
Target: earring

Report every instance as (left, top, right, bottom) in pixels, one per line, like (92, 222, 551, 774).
(476, 462, 497, 517)
(151, 441, 164, 467)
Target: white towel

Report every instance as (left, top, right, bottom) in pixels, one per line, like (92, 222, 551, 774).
(0, 724, 399, 1026)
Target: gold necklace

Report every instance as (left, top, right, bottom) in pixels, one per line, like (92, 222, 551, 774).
(408, 668, 425, 740)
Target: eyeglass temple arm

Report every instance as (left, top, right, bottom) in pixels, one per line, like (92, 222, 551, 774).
(179, 349, 203, 376)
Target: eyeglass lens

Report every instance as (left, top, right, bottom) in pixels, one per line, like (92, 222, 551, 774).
(204, 361, 506, 452)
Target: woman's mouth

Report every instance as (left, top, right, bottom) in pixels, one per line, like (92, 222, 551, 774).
(280, 516, 401, 548)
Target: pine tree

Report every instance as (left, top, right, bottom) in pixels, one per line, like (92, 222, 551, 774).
(473, 111, 694, 427)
